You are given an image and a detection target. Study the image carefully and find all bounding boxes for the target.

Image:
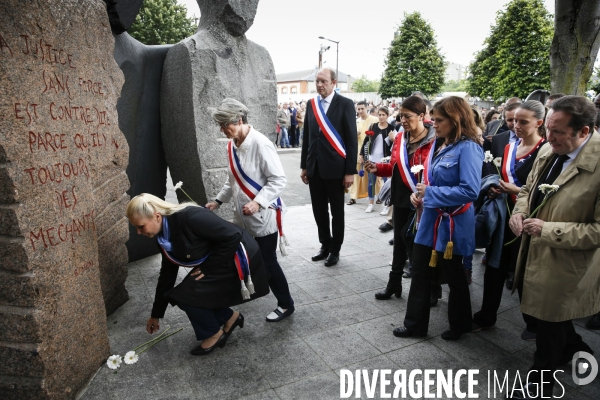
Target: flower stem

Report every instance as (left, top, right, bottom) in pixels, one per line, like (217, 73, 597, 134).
(137, 328, 184, 355)
(133, 327, 172, 352)
(178, 189, 195, 203)
(504, 196, 548, 246)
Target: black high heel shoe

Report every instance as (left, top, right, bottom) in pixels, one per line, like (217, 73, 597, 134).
(190, 332, 227, 356)
(374, 287, 402, 300)
(224, 313, 244, 339)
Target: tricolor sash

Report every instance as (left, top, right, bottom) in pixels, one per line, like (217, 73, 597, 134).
(501, 140, 522, 204)
(157, 221, 255, 300)
(227, 141, 289, 256)
(398, 133, 417, 192)
(310, 97, 346, 158)
(430, 203, 472, 266)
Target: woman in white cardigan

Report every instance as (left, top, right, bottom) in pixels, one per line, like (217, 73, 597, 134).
(206, 98, 295, 322)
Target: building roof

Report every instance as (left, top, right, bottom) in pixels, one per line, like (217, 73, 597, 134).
(276, 68, 350, 83)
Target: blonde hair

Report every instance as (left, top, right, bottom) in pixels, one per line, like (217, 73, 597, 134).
(126, 193, 200, 219)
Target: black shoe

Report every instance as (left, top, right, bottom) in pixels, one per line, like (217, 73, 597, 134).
(586, 311, 600, 330)
(324, 252, 339, 267)
(506, 272, 514, 290)
(374, 287, 402, 300)
(378, 222, 393, 232)
(402, 270, 413, 278)
(520, 329, 536, 341)
(190, 333, 227, 356)
(266, 306, 295, 322)
(388, 238, 394, 245)
(441, 329, 464, 341)
(393, 326, 426, 338)
(471, 317, 494, 332)
(224, 313, 244, 339)
(311, 248, 329, 261)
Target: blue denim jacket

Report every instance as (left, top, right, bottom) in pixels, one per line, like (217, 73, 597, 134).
(415, 139, 483, 256)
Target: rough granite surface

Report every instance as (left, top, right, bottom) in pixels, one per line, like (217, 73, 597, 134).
(0, 0, 129, 398)
(161, 0, 277, 219)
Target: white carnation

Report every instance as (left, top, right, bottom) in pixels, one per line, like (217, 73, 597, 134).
(174, 181, 183, 190)
(124, 351, 139, 365)
(107, 355, 122, 370)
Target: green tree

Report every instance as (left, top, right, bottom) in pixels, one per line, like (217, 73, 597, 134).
(129, 0, 196, 45)
(379, 12, 445, 98)
(588, 66, 600, 93)
(466, 0, 553, 101)
(442, 80, 468, 92)
(351, 75, 380, 92)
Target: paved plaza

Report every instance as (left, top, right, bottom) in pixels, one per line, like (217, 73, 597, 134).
(79, 152, 600, 400)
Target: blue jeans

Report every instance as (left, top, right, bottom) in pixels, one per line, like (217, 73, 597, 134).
(279, 126, 289, 147)
(463, 254, 473, 270)
(367, 173, 386, 200)
(255, 232, 294, 309)
(178, 302, 233, 340)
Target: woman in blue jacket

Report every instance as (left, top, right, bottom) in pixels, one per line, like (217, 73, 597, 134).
(393, 96, 483, 341)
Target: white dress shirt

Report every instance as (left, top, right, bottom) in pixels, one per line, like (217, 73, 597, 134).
(320, 92, 335, 114)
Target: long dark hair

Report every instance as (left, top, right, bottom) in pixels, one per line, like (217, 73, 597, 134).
(431, 97, 480, 144)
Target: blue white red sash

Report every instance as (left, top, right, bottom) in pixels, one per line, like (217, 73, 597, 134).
(310, 97, 346, 158)
(398, 133, 417, 192)
(501, 140, 521, 204)
(227, 141, 289, 256)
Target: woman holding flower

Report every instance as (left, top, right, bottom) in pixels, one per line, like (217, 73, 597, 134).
(473, 100, 546, 334)
(364, 96, 435, 300)
(360, 106, 393, 213)
(126, 194, 270, 356)
(393, 96, 483, 341)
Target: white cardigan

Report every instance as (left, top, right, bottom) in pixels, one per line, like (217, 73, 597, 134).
(216, 127, 287, 238)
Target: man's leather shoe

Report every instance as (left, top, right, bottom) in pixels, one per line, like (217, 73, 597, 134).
(374, 287, 402, 300)
(441, 329, 464, 341)
(586, 311, 600, 330)
(393, 326, 426, 338)
(324, 252, 339, 267)
(311, 249, 329, 261)
(378, 222, 393, 232)
(389, 238, 394, 245)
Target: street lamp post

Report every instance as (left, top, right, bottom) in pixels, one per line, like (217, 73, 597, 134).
(319, 36, 339, 88)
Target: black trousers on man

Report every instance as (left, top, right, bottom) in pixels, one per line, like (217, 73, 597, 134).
(308, 163, 345, 253)
(404, 243, 472, 335)
(527, 318, 592, 394)
(289, 125, 298, 146)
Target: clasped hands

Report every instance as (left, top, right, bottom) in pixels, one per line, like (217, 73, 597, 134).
(410, 183, 427, 208)
(509, 213, 544, 238)
(205, 200, 261, 215)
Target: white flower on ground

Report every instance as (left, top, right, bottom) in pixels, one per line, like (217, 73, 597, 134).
(493, 157, 502, 168)
(410, 164, 425, 174)
(538, 184, 560, 194)
(174, 181, 183, 190)
(124, 351, 139, 365)
(107, 355, 122, 370)
(484, 150, 494, 163)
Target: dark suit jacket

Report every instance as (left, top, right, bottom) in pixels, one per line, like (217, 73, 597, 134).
(150, 207, 270, 318)
(483, 120, 509, 152)
(482, 131, 511, 177)
(300, 93, 358, 180)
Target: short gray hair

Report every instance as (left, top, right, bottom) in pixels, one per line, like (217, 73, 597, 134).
(211, 98, 249, 125)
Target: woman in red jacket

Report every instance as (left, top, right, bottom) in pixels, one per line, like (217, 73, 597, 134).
(365, 96, 435, 299)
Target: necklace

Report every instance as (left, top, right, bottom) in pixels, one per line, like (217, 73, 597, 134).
(409, 127, 427, 144)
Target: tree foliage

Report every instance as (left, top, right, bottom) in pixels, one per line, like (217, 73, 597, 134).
(379, 12, 445, 98)
(466, 0, 553, 101)
(588, 66, 600, 94)
(442, 80, 468, 92)
(129, 0, 196, 45)
(352, 75, 380, 92)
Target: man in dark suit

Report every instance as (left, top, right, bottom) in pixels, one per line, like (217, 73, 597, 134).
(300, 68, 358, 266)
(483, 101, 521, 155)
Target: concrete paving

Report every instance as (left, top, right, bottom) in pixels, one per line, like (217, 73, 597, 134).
(79, 152, 600, 399)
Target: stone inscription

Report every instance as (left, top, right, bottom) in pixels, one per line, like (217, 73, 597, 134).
(0, 31, 118, 251)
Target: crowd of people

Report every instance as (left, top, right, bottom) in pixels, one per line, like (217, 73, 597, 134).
(125, 67, 600, 400)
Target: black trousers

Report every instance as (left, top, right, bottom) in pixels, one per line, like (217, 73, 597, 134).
(404, 243, 472, 335)
(308, 164, 345, 253)
(178, 302, 233, 340)
(255, 232, 294, 309)
(473, 262, 509, 327)
(528, 318, 592, 392)
(289, 125, 297, 146)
(388, 206, 412, 288)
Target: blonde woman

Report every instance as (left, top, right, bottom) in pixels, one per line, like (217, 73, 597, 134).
(126, 194, 269, 356)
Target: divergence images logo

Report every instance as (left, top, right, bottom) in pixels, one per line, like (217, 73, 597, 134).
(572, 351, 598, 386)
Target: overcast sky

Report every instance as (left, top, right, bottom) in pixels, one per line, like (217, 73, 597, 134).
(179, 0, 555, 79)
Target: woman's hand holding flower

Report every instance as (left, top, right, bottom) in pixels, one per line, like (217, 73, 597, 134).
(415, 183, 427, 198)
(363, 161, 377, 173)
(410, 192, 423, 208)
(498, 179, 520, 195)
